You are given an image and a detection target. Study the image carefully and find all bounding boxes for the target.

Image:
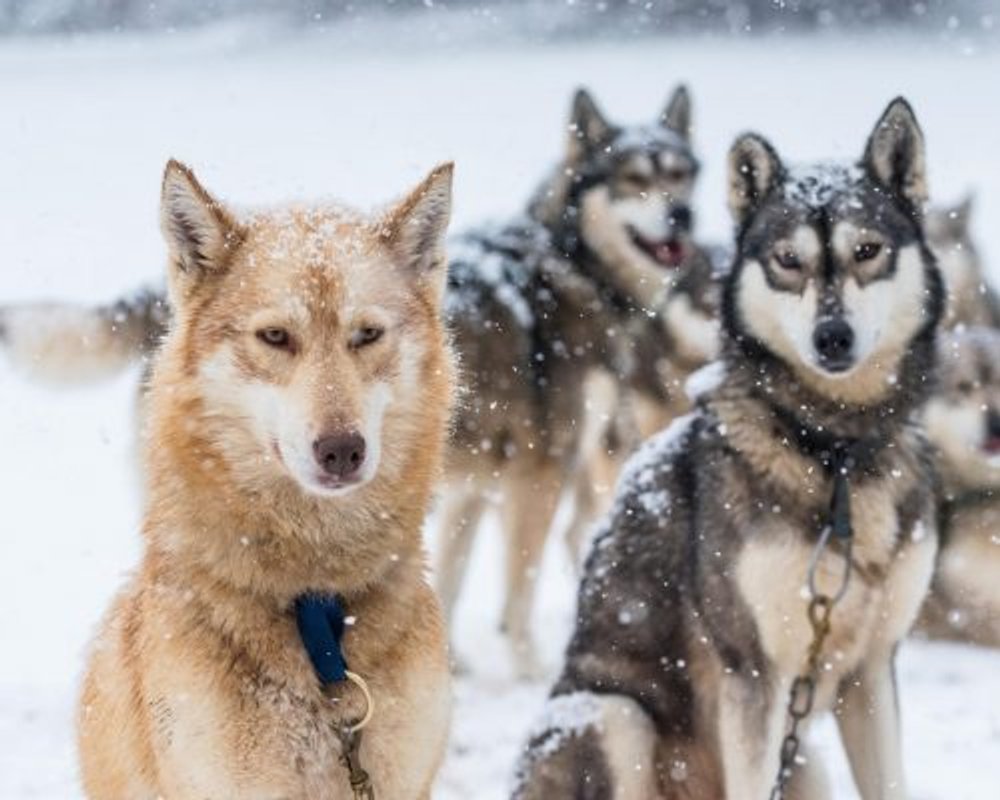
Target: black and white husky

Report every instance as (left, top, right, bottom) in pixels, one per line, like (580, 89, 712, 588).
(513, 98, 945, 799)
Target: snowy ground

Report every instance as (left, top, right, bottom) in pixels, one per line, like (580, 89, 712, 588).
(1, 24, 999, 799)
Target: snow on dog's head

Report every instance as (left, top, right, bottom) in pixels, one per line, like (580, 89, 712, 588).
(722, 97, 944, 406)
(151, 160, 455, 501)
(531, 85, 701, 312)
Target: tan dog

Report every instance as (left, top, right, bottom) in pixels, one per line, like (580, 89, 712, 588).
(76, 160, 456, 799)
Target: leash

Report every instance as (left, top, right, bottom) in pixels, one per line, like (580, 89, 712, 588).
(769, 445, 855, 799)
(295, 593, 376, 800)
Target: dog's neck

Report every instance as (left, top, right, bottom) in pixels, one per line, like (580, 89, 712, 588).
(707, 350, 926, 491)
(141, 416, 433, 611)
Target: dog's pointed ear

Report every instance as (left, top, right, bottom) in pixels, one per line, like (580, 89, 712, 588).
(728, 133, 783, 226)
(952, 192, 975, 230)
(660, 84, 691, 141)
(862, 97, 928, 213)
(160, 160, 241, 280)
(383, 162, 454, 303)
(568, 88, 615, 154)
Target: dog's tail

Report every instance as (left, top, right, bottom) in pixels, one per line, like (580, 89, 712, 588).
(0, 286, 169, 386)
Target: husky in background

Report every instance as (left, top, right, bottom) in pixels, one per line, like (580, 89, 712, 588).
(925, 195, 1000, 329)
(917, 327, 1000, 647)
(514, 98, 944, 799)
(78, 161, 456, 798)
(439, 86, 707, 677)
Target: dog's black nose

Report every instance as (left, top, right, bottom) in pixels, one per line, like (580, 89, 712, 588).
(813, 318, 855, 371)
(313, 433, 366, 480)
(668, 205, 693, 233)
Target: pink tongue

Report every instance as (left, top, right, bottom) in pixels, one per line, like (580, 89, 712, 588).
(654, 240, 684, 266)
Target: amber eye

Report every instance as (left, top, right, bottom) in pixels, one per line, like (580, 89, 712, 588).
(663, 168, 688, 183)
(350, 326, 384, 350)
(775, 251, 802, 271)
(854, 242, 883, 262)
(256, 327, 293, 350)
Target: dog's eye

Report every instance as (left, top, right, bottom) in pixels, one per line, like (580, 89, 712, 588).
(957, 380, 976, 395)
(663, 168, 688, 183)
(350, 326, 384, 349)
(854, 242, 883, 262)
(256, 327, 293, 350)
(774, 251, 802, 271)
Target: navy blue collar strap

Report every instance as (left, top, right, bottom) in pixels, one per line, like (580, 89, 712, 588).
(295, 592, 348, 685)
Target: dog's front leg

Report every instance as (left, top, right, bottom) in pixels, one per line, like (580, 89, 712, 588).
(717, 673, 788, 800)
(835, 654, 907, 800)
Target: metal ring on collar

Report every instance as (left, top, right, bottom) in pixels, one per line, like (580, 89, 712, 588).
(344, 670, 375, 733)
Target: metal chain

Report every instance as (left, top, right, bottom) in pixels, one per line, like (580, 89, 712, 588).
(338, 726, 376, 800)
(768, 527, 853, 800)
(326, 670, 376, 799)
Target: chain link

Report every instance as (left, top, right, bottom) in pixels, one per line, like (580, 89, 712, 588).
(325, 670, 377, 799)
(768, 530, 852, 800)
(338, 726, 376, 800)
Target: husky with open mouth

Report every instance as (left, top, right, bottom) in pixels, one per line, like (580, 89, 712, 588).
(513, 98, 944, 799)
(438, 85, 710, 677)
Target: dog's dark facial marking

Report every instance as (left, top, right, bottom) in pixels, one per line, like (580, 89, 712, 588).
(722, 98, 942, 392)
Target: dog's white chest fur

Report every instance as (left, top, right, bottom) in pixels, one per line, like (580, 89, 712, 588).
(736, 481, 937, 701)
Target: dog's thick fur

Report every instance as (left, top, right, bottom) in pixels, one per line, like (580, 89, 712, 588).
(77, 161, 456, 799)
(917, 327, 1000, 647)
(514, 98, 944, 800)
(438, 86, 710, 676)
(1, 86, 710, 679)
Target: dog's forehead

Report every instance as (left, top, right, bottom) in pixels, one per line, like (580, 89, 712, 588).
(235, 205, 399, 315)
(245, 205, 375, 267)
(751, 161, 911, 240)
(610, 125, 695, 166)
(783, 162, 867, 213)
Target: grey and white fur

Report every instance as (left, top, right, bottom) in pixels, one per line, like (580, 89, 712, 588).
(513, 97, 945, 800)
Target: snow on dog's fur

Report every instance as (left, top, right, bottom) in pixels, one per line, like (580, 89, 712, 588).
(515, 98, 944, 800)
(77, 160, 456, 799)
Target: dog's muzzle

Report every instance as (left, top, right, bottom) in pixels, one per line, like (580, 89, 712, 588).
(813, 317, 855, 373)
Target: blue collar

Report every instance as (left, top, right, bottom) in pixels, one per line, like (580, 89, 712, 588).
(294, 593, 348, 685)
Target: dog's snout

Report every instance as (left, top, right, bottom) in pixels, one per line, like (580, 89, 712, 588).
(813, 318, 855, 372)
(313, 432, 366, 480)
(668, 205, 693, 233)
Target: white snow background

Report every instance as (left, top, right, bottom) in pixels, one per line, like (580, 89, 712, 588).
(1, 23, 999, 799)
